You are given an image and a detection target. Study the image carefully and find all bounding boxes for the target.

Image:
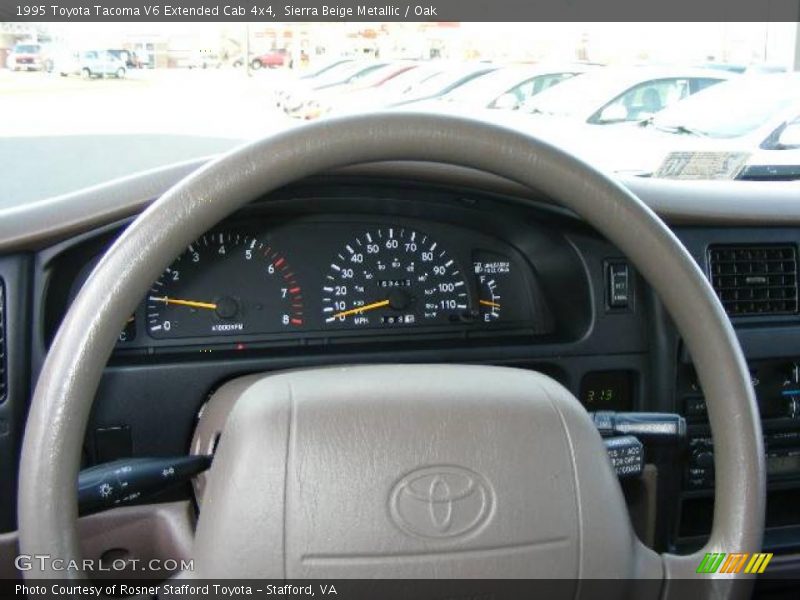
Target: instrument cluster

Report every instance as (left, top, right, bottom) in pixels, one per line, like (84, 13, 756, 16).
(68, 216, 546, 352)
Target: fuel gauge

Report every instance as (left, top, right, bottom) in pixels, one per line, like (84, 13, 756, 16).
(473, 251, 512, 323)
(478, 279, 502, 321)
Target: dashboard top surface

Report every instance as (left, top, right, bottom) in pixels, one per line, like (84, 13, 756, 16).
(3, 157, 800, 254)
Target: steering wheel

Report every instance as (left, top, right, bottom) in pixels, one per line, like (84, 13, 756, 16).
(19, 114, 764, 594)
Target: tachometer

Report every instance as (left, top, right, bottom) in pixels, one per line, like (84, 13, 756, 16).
(146, 231, 304, 338)
(321, 227, 470, 327)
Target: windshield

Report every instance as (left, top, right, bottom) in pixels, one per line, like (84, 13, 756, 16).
(650, 76, 800, 138)
(2, 21, 799, 204)
(442, 68, 578, 106)
(378, 65, 444, 95)
(523, 71, 634, 118)
(402, 65, 495, 98)
(313, 61, 383, 86)
(346, 63, 411, 87)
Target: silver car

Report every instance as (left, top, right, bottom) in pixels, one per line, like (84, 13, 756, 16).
(57, 50, 127, 79)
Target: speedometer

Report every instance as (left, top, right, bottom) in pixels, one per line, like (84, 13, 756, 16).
(321, 226, 471, 327)
(146, 231, 304, 338)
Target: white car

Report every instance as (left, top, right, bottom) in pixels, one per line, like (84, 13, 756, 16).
(521, 66, 733, 125)
(434, 63, 598, 111)
(528, 74, 800, 180)
(326, 62, 447, 116)
(56, 50, 127, 79)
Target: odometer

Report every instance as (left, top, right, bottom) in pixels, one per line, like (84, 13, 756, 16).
(146, 231, 304, 338)
(321, 227, 470, 328)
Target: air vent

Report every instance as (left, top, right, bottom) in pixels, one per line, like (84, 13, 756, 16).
(0, 280, 6, 403)
(708, 245, 798, 317)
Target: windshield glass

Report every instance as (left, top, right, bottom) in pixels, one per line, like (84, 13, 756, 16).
(523, 71, 633, 117)
(2, 21, 799, 204)
(379, 65, 444, 95)
(403, 65, 494, 98)
(651, 76, 800, 138)
(314, 61, 381, 86)
(442, 68, 578, 106)
(346, 62, 409, 87)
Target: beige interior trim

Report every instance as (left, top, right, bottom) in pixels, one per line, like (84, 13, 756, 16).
(2, 157, 800, 253)
(0, 501, 194, 580)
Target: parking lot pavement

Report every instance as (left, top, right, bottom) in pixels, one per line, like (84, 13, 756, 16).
(0, 67, 303, 203)
(0, 67, 298, 139)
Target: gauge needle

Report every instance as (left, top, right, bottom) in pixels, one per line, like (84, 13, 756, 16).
(149, 296, 218, 310)
(479, 299, 501, 309)
(331, 299, 390, 319)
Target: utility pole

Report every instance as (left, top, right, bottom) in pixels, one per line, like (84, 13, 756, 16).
(795, 22, 800, 71)
(244, 23, 251, 77)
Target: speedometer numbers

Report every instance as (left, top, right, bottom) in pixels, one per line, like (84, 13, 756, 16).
(146, 231, 304, 339)
(322, 227, 470, 327)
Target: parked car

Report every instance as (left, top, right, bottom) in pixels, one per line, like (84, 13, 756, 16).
(326, 62, 447, 115)
(280, 61, 390, 116)
(106, 49, 140, 69)
(6, 43, 49, 71)
(432, 63, 597, 111)
(521, 66, 733, 125)
(273, 58, 356, 109)
(387, 62, 499, 107)
(56, 50, 127, 79)
(694, 62, 787, 74)
(297, 58, 355, 80)
(292, 62, 420, 120)
(249, 49, 288, 69)
(542, 73, 800, 180)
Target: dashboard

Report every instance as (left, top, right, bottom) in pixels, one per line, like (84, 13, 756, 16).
(3, 161, 800, 584)
(43, 189, 589, 360)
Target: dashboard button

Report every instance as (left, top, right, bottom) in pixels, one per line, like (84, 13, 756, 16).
(607, 262, 631, 309)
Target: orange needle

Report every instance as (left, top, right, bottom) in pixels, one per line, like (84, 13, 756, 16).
(479, 299, 501, 309)
(149, 296, 218, 310)
(331, 299, 390, 319)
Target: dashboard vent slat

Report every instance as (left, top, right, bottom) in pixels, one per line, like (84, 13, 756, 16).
(0, 280, 6, 403)
(708, 245, 799, 317)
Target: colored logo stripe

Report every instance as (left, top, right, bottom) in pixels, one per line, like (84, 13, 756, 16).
(745, 553, 773, 574)
(720, 553, 749, 574)
(696, 553, 726, 573)
(696, 552, 773, 574)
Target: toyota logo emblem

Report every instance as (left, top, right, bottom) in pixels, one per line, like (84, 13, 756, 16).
(389, 465, 494, 539)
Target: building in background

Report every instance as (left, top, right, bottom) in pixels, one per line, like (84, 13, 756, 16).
(1, 22, 798, 72)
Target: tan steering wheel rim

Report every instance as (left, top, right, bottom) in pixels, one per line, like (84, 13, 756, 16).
(19, 113, 764, 591)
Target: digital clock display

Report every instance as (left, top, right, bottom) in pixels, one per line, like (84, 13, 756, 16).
(580, 370, 635, 411)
